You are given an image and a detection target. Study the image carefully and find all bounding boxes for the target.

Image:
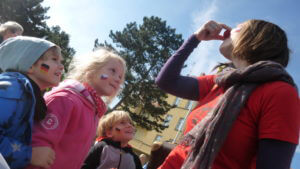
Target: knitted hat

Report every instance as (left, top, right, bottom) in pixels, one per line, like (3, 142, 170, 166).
(0, 36, 56, 72)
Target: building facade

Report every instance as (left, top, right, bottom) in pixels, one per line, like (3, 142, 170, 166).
(129, 94, 195, 156)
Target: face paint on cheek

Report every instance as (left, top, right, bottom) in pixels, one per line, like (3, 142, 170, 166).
(100, 74, 108, 80)
(40, 63, 50, 74)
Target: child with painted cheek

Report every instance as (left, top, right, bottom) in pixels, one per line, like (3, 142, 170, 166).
(81, 111, 143, 169)
(26, 48, 127, 169)
(0, 36, 63, 169)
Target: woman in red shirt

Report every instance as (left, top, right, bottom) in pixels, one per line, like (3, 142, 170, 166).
(156, 20, 300, 169)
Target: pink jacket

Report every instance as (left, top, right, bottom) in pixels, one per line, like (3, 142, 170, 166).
(26, 80, 106, 169)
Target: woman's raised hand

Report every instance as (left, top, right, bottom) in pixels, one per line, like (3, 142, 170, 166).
(194, 20, 231, 41)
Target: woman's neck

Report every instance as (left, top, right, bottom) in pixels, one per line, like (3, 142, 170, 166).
(232, 58, 250, 69)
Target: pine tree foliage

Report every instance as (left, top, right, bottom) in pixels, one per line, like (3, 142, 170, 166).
(0, 0, 75, 72)
(95, 16, 183, 132)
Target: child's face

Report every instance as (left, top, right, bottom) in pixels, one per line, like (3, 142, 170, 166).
(90, 59, 124, 96)
(28, 48, 64, 90)
(3, 30, 22, 40)
(107, 119, 135, 144)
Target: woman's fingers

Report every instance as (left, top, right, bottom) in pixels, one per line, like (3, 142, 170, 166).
(218, 23, 231, 31)
(195, 21, 232, 41)
(215, 34, 225, 40)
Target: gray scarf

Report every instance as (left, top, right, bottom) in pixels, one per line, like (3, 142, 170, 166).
(180, 61, 296, 169)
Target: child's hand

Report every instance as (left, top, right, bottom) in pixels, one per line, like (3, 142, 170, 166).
(31, 146, 55, 168)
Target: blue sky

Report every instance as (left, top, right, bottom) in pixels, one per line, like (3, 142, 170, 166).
(42, 0, 300, 167)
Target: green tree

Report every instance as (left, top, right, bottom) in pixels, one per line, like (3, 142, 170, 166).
(44, 26, 75, 73)
(95, 16, 183, 132)
(0, 0, 75, 72)
(0, 0, 49, 37)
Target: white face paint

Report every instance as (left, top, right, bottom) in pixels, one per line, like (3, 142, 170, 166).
(90, 59, 124, 96)
(100, 74, 109, 80)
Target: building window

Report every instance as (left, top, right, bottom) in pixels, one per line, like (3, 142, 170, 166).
(165, 138, 174, 143)
(185, 101, 193, 110)
(173, 97, 181, 106)
(163, 114, 173, 127)
(154, 135, 162, 142)
(175, 118, 185, 131)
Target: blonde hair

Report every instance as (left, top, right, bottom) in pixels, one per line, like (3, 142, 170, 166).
(66, 47, 126, 103)
(0, 21, 23, 36)
(97, 111, 134, 137)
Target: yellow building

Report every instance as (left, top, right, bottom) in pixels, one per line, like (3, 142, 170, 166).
(129, 94, 195, 156)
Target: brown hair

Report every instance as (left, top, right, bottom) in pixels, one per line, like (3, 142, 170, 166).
(232, 19, 289, 67)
